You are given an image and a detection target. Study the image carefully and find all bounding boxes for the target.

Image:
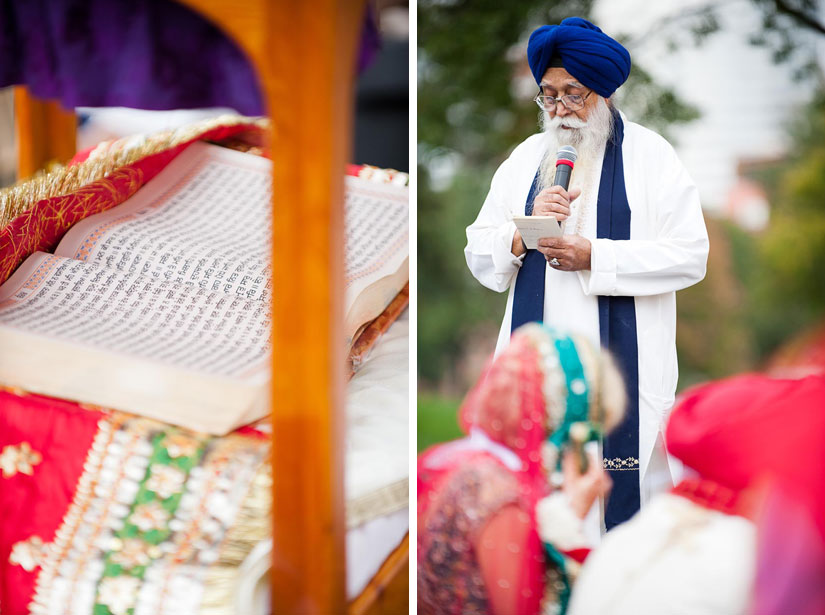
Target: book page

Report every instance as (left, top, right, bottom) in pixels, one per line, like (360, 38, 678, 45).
(513, 215, 562, 249)
(55, 143, 272, 303)
(343, 175, 408, 311)
(56, 144, 409, 318)
(0, 252, 269, 380)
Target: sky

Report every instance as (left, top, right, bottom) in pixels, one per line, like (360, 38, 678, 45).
(593, 0, 819, 212)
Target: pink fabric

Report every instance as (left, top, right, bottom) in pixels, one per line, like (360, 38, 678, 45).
(459, 334, 550, 478)
(417, 333, 551, 615)
(666, 374, 825, 527)
(666, 373, 825, 614)
(752, 486, 825, 615)
(417, 451, 532, 614)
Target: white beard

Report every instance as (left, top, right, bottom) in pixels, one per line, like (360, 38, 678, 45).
(538, 97, 614, 192)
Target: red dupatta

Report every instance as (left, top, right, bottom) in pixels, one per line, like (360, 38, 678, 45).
(418, 331, 553, 615)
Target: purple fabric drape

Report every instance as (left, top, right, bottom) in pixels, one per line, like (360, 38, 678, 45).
(0, 0, 380, 114)
(358, 4, 381, 74)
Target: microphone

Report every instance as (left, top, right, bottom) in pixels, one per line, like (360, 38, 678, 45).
(553, 145, 578, 191)
(551, 145, 577, 228)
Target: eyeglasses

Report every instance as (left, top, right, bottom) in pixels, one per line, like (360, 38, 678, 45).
(534, 89, 593, 112)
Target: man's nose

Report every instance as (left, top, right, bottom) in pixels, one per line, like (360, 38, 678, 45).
(555, 101, 571, 117)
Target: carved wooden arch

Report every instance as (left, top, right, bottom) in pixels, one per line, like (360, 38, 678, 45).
(15, 1, 369, 612)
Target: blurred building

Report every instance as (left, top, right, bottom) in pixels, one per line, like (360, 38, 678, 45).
(354, 3, 409, 172)
(594, 0, 817, 213)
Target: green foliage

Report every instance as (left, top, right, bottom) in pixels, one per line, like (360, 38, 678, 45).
(626, 1, 823, 82)
(752, 0, 821, 61)
(676, 91, 825, 381)
(417, 164, 507, 382)
(612, 64, 700, 139)
(418, 393, 463, 452)
(747, 92, 825, 357)
(675, 219, 758, 387)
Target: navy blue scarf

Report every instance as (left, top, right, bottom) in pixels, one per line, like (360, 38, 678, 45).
(511, 111, 640, 529)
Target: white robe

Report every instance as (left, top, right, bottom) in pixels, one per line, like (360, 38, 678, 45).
(464, 114, 709, 496)
(567, 494, 756, 615)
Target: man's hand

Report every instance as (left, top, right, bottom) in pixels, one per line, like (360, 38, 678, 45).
(532, 185, 581, 221)
(512, 229, 526, 257)
(537, 235, 591, 271)
(561, 449, 612, 520)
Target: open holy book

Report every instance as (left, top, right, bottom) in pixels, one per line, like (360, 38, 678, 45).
(0, 142, 408, 434)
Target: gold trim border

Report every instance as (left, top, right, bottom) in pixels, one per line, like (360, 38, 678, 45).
(0, 114, 266, 229)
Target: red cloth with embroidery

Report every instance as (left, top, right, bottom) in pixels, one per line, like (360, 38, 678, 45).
(670, 477, 745, 517)
(0, 392, 105, 614)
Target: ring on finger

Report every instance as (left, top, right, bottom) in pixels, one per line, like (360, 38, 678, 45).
(549, 257, 560, 266)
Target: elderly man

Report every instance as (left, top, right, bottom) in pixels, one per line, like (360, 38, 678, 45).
(464, 17, 709, 528)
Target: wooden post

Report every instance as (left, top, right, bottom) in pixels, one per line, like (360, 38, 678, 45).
(175, 1, 365, 611)
(263, 3, 362, 612)
(349, 535, 410, 615)
(14, 87, 76, 179)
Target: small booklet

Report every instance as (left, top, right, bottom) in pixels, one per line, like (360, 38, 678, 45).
(0, 142, 408, 434)
(513, 215, 563, 249)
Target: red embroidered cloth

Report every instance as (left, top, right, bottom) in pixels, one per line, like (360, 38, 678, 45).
(0, 126, 407, 612)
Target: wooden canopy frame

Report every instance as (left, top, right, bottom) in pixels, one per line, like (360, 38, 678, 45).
(12, 1, 408, 613)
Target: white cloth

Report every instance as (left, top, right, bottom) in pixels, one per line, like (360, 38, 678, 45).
(420, 427, 523, 472)
(567, 494, 756, 615)
(464, 115, 709, 492)
(536, 492, 592, 552)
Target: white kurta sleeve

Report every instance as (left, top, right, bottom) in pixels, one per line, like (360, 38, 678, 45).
(577, 142, 709, 297)
(465, 156, 526, 293)
(535, 492, 591, 551)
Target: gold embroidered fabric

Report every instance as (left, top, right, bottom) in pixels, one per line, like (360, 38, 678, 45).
(28, 413, 270, 615)
(0, 114, 267, 229)
(603, 456, 640, 471)
(9, 536, 47, 572)
(0, 441, 42, 478)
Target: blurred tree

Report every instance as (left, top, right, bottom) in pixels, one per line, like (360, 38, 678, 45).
(749, 0, 823, 79)
(674, 91, 825, 385)
(418, 1, 699, 389)
(669, 0, 825, 378)
(672, 0, 825, 380)
(749, 92, 825, 357)
(675, 219, 757, 387)
(737, 0, 825, 360)
(628, 0, 824, 80)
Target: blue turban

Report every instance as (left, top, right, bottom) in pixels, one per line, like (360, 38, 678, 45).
(527, 17, 631, 99)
